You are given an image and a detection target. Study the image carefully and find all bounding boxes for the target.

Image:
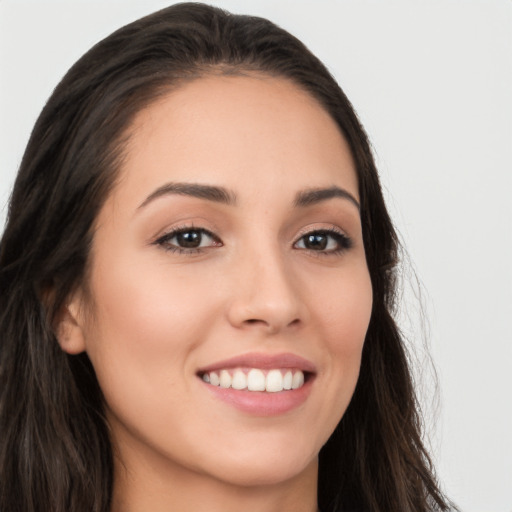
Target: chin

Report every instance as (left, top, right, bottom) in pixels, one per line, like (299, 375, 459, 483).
(216, 465, 314, 488)
(202, 444, 318, 488)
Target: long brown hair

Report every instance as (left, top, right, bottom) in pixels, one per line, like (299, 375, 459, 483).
(0, 3, 454, 511)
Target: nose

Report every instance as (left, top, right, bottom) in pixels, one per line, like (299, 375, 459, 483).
(226, 247, 304, 334)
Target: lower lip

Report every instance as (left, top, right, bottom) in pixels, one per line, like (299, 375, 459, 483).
(201, 377, 314, 416)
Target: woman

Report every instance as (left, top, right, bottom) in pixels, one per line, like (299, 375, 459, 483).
(0, 3, 454, 511)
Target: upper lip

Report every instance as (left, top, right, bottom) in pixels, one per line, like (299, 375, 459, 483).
(197, 352, 317, 374)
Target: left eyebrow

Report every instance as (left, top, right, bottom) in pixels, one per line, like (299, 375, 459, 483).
(293, 186, 360, 211)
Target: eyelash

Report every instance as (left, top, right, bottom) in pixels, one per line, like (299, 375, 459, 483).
(294, 227, 353, 256)
(153, 226, 353, 256)
(153, 226, 221, 254)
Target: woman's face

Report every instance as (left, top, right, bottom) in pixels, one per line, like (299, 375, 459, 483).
(64, 75, 372, 488)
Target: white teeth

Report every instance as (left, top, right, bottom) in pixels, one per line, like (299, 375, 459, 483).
(265, 369, 283, 392)
(283, 370, 292, 390)
(231, 369, 247, 390)
(291, 371, 304, 389)
(202, 368, 306, 392)
(209, 372, 220, 386)
(219, 370, 231, 388)
(247, 369, 266, 391)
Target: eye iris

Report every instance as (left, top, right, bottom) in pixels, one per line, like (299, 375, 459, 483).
(176, 230, 202, 248)
(305, 233, 328, 250)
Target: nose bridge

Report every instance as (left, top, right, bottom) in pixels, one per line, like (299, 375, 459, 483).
(227, 237, 302, 332)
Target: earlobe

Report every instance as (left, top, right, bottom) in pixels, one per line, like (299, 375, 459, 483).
(54, 294, 87, 355)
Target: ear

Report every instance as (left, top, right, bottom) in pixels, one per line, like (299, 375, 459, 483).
(54, 291, 87, 355)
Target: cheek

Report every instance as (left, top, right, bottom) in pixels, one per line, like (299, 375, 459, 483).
(82, 255, 218, 398)
(313, 264, 373, 354)
(81, 259, 221, 449)
(307, 263, 372, 416)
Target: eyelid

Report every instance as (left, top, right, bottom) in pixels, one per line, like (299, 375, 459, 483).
(152, 224, 223, 253)
(292, 224, 353, 254)
(293, 224, 348, 241)
(151, 220, 220, 242)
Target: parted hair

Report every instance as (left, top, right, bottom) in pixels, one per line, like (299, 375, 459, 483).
(0, 3, 453, 511)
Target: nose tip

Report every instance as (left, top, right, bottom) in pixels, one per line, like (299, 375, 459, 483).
(226, 260, 304, 334)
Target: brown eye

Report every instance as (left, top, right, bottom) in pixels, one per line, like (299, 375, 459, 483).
(156, 228, 222, 252)
(303, 233, 329, 250)
(294, 230, 352, 253)
(175, 230, 203, 248)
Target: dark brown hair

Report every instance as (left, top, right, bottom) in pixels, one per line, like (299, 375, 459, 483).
(0, 3, 454, 511)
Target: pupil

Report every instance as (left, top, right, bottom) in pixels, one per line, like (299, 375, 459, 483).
(177, 230, 201, 248)
(305, 233, 327, 250)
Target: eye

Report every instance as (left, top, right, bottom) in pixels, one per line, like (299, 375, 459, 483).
(294, 229, 352, 254)
(154, 227, 222, 253)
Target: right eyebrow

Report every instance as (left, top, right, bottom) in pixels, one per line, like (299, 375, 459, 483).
(137, 182, 237, 210)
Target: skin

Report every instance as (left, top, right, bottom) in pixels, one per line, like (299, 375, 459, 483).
(57, 75, 373, 512)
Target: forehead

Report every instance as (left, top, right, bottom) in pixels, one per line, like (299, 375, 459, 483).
(111, 74, 358, 209)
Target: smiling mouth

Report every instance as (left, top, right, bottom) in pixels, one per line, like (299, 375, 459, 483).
(199, 368, 309, 393)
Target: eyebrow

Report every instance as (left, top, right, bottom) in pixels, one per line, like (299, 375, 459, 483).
(294, 186, 360, 210)
(137, 182, 359, 211)
(138, 182, 237, 209)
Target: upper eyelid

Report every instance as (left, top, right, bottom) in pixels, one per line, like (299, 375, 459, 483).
(152, 223, 352, 248)
(293, 224, 348, 241)
(153, 227, 222, 254)
(166, 226, 216, 237)
(294, 228, 350, 244)
(293, 225, 353, 252)
(153, 224, 219, 242)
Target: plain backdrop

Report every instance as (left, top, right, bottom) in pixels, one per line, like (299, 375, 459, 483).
(1, 1, 511, 510)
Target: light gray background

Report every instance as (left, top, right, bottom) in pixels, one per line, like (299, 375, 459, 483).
(1, 1, 511, 510)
